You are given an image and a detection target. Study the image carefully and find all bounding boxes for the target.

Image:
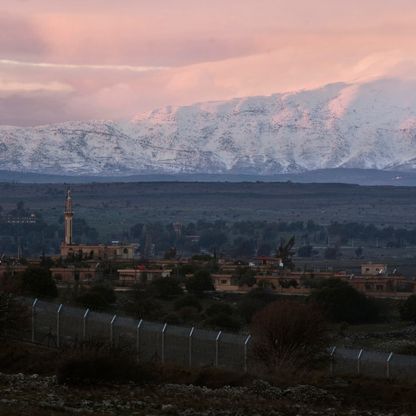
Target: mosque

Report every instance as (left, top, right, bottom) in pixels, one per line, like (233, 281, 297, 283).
(60, 190, 135, 260)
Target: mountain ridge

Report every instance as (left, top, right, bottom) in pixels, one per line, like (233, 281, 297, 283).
(1, 77, 416, 176)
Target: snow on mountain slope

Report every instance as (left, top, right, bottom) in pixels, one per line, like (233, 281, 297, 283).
(1, 78, 416, 176)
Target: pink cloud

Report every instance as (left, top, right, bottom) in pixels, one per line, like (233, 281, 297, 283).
(1, 0, 416, 125)
(0, 12, 46, 59)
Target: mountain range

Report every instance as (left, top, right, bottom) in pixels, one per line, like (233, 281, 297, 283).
(1, 77, 416, 177)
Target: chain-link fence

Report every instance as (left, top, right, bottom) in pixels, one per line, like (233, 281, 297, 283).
(15, 298, 416, 380)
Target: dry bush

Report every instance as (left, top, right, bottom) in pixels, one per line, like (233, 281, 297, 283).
(250, 300, 329, 373)
(56, 347, 251, 388)
(56, 348, 154, 385)
(0, 341, 59, 375)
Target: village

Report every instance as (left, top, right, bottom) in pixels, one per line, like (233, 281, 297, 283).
(1, 190, 415, 301)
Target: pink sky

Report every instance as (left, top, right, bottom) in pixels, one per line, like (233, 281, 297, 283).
(1, 0, 416, 125)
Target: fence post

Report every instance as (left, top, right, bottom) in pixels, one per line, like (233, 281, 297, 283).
(136, 319, 143, 361)
(329, 346, 337, 376)
(56, 304, 63, 348)
(31, 298, 38, 343)
(357, 349, 364, 375)
(161, 323, 168, 363)
(110, 315, 117, 346)
(82, 308, 90, 341)
(215, 331, 222, 368)
(386, 352, 394, 379)
(244, 334, 251, 373)
(188, 327, 195, 367)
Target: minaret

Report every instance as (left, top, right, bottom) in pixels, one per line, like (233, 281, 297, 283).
(64, 189, 73, 245)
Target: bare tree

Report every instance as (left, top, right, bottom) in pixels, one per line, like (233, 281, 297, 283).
(250, 300, 329, 372)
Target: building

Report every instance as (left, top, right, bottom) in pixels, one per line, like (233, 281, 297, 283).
(0, 264, 28, 279)
(349, 275, 416, 298)
(361, 263, 388, 276)
(50, 266, 97, 283)
(60, 189, 135, 260)
(117, 267, 172, 286)
(5, 214, 37, 224)
(211, 274, 241, 292)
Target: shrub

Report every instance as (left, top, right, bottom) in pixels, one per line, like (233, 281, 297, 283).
(56, 348, 248, 388)
(0, 293, 28, 337)
(162, 312, 181, 324)
(123, 287, 163, 319)
(57, 349, 153, 385)
(205, 302, 233, 317)
(0, 341, 58, 375)
(21, 266, 57, 299)
(204, 312, 241, 332)
(150, 277, 183, 299)
(250, 300, 329, 372)
(310, 280, 380, 324)
(400, 295, 416, 323)
(177, 306, 200, 322)
(185, 270, 214, 295)
(76, 285, 116, 311)
(174, 295, 202, 312)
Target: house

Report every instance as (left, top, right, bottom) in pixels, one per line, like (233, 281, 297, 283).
(211, 274, 241, 292)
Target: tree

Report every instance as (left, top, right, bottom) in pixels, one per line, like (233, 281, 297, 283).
(355, 246, 363, 258)
(310, 279, 379, 324)
(233, 238, 256, 258)
(297, 245, 313, 258)
(277, 237, 295, 270)
(257, 242, 272, 256)
(185, 270, 214, 295)
(234, 267, 256, 287)
(199, 231, 228, 250)
(238, 288, 277, 323)
(324, 247, 339, 260)
(21, 266, 57, 299)
(250, 300, 329, 371)
(163, 247, 177, 260)
(400, 295, 416, 323)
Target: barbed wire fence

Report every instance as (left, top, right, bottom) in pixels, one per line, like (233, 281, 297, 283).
(12, 297, 416, 380)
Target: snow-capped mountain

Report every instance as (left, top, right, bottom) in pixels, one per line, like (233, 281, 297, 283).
(1, 78, 416, 176)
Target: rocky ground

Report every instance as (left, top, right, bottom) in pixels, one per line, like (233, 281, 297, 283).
(342, 324, 416, 354)
(1, 340, 416, 416)
(0, 372, 415, 416)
